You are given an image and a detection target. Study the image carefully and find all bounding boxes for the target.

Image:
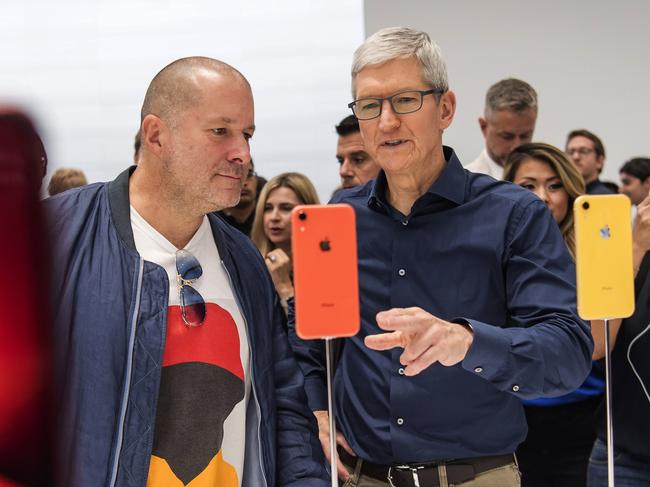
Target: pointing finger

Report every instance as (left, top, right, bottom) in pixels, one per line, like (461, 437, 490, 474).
(364, 331, 405, 351)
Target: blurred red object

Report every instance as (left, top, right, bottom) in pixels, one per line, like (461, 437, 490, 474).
(0, 107, 52, 486)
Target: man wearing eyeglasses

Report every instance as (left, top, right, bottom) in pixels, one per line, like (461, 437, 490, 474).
(45, 57, 328, 487)
(566, 129, 615, 195)
(218, 158, 267, 236)
(289, 27, 592, 487)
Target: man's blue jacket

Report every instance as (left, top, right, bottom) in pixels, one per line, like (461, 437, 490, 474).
(45, 167, 328, 487)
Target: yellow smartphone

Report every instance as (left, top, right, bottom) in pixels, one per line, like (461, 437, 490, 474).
(574, 194, 635, 319)
(291, 204, 360, 339)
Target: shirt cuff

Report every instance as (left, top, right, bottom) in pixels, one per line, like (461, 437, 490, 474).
(303, 377, 328, 411)
(455, 317, 512, 382)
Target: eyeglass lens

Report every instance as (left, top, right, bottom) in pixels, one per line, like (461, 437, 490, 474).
(567, 148, 594, 156)
(354, 91, 424, 120)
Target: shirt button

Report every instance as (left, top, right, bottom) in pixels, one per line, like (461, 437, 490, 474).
(402, 219, 409, 226)
(512, 384, 520, 392)
(398, 268, 406, 277)
(398, 368, 405, 375)
(474, 367, 483, 373)
(397, 418, 404, 426)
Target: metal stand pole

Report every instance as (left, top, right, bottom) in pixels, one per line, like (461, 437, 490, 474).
(604, 318, 615, 487)
(325, 337, 338, 487)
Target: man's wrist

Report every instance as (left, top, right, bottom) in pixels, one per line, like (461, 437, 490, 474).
(277, 286, 294, 301)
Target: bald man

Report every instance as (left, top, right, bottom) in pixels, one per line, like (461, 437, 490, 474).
(45, 57, 328, 487)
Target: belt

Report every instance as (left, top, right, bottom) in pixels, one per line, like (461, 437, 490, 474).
(339, 448, 514, 486)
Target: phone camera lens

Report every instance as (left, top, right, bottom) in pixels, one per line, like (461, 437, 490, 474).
(298, 211, 307, 221)
(582, 202, 590, 210)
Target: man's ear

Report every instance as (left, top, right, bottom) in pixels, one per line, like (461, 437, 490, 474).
(439, 90, 456, 131)
(141, 114, 167, 159)
(596, 155, 605, 172)
(643, 177, 650, 192)
(479, 116, 488, 137)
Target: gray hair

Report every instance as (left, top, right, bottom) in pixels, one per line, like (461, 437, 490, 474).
(484, 78, 537, 116)
(351, 26, 448, 98)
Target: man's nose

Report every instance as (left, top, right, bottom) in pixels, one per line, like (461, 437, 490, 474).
(339, 159, 354, 177)
(228, 136, 251, 166)
(378, 99, 400, 131)
(567, 150, 581, 163)
(510, 137, 526, 153)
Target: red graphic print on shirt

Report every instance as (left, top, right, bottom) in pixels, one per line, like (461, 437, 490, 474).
(147, 302, 244, 486)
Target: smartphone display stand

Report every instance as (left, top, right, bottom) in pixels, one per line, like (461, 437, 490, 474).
(602, 318, 615, 487)
(325, 337, 338, 487)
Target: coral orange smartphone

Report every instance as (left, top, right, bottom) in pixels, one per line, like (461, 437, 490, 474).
(574, 194, 635, 320)
(291, 204, 360, 339)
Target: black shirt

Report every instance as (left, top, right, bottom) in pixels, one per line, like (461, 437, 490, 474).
(216, 210, 255, 237)
(586, 179, 616, 195)
(597, 252, 650, 461)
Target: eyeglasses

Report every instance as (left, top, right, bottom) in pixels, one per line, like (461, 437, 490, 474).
(348, 89, 444, 120)
(246, 169, 257, 180)
(175, 249, 206, 327)
(566, 147, 595, 157)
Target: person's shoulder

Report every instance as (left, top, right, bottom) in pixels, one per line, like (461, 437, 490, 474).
(43, 181, 107, 215)
(466, 171, 542, 210)
(330, 180, 373, 205)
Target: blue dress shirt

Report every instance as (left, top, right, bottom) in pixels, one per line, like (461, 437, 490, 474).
(288, 147, 593, 465)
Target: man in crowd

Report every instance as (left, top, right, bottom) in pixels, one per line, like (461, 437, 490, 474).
(218, 158, 266, 236)
(566, 129, 615, 194)
(133, 128, 142, 164)
(45, 56, 328, 487)
(619, 157, 650, 206)
(466, 78, 537, 179)
(336, 114, 380, 189)
(290, 27, 592, 487)
(47, 167, 88, 196)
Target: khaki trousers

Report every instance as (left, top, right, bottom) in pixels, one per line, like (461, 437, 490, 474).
(341, 456, 521, 487)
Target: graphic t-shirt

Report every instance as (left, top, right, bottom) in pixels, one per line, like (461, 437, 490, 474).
(131, 208, 250, 487)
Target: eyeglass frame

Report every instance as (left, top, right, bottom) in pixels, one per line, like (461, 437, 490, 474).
(246, 169, 258, 180)
(347, 88, 445, 121)
(175, 249, 207, 327)
(566, 147, 596, 157)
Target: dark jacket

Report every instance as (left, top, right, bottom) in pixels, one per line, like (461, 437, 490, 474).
(45, 167, 328, 487)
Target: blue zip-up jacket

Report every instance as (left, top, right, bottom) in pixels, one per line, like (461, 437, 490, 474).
(45, 167, 329, 487)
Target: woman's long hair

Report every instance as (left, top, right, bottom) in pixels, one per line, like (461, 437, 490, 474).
(251, 172, 320, 257)
(504, 142, 585, 260)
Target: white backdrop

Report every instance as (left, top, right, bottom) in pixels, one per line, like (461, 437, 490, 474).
(365, 0, 650, 184)
(3, 1, 648, 199)
(0, 0, 365, 200)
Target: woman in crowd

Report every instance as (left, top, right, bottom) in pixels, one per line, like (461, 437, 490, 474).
(251, 172, 320, 313)
(504, 142, 600, 487)
(588, 193, 650, 486)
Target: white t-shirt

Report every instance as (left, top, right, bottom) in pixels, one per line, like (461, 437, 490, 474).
(131, 207, 250, 487)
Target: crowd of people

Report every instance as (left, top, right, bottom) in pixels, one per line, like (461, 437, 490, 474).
(4, 25, 650, 487)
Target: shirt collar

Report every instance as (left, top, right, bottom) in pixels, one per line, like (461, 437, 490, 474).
(368, 146, 466, 210)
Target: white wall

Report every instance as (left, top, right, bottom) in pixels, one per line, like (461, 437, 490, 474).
(365, 0, 650, 184)
(0, 0, 365, 200)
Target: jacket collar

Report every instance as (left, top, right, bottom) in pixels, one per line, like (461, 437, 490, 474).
(108, 166, 137, 251)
